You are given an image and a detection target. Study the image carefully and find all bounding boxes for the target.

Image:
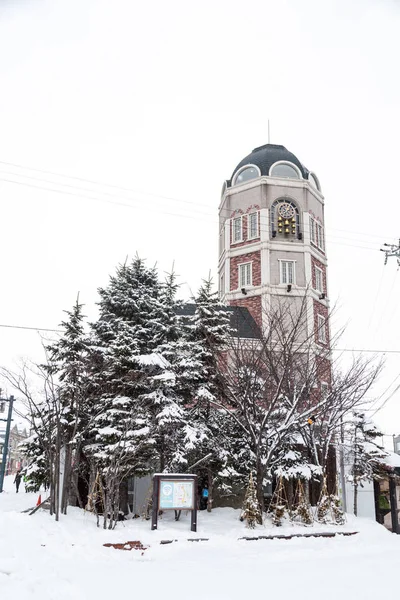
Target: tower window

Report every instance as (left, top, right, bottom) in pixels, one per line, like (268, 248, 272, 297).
(239, 262, 252, 288)
(270, 162, 301, 179)
(317, 315, 326, 343)
(233, 165, 260, 186)
(271, 199, 300, 238)
(280, 260, 296, 285)
(248, 212, 259, 240)
(309, 173, 321, 191)
(315, 266, 323, 293)
(232, 216, 243, 243)
(310, 216, 325, 251)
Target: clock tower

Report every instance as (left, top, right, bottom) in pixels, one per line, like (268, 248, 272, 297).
(218, 143, 329, 353)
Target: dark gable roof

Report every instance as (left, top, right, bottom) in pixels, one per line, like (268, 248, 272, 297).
(175, 304, 261, 340)
(228, 143, 309, 186)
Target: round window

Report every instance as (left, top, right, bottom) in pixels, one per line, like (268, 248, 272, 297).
(234, 166, 259, 186)
(270, 163, 300, 179)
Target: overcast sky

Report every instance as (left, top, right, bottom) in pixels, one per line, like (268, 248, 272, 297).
(0, 0, 399, 439)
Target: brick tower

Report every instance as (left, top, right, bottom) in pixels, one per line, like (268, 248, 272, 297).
(218, 143, 329, 352)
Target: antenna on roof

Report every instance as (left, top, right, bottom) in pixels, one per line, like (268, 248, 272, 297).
(268, 120, 271, 144)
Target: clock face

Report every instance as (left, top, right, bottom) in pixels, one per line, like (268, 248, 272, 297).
(278, 202, 295, 219)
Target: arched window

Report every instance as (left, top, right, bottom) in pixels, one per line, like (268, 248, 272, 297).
(270, 199, 301, 239)
(270, 161, 301, 179)
(308, 172, 321, 191)
(232, 164, 260, 186)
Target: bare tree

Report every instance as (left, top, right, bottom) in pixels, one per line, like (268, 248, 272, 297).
(0, 360, 62, 520)
(210, 294, 382, 514)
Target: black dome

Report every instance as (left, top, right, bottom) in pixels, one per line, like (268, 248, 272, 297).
(229, 143, 309, 186)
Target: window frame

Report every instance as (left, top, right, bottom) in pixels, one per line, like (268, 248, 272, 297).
(248, 211, 259, 240)
(232, 164, 261, 187)
(314, 266, 323, 293)
(309, 172, 321, 191)
(279, 260, 296, 285)
(310, 216, 325, 252)
(220, 272, 225, 298)
(317, 314, 327, 344)
(321, 381, 329, 400)
(269, 160, 302, 180)
(232, 215, 243, 244)
(271, 199, 300, 238)
(238, 261, 253, 289)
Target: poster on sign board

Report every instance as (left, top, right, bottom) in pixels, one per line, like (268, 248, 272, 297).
(159, 479, 194, 510)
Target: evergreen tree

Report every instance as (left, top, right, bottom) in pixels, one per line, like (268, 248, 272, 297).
(19, 428, 49, 492)
(241, 473, 262, 528)
(45, 298, 90, 512)
(348, 412, 388, 516)
(87, 257, 177, 527)
(140, 269, 196, 473)
(176, 275, 232, 509)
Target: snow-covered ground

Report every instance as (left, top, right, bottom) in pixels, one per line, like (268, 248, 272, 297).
(1, 475, 399, 600)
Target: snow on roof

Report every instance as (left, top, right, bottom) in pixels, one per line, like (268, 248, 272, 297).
(382, 451, 400, 469)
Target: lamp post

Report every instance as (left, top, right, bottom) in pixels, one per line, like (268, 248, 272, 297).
(0, 395, 14, 493)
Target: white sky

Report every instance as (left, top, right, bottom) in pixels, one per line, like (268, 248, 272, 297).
(0, 0, 400, 440)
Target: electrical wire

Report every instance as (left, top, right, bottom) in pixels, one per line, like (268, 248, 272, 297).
(0, 174, 384, 254)
(1, 320, 400, 356)
(370, 382, 400, 417)
(0, 323, 62, 333)
(0, 160, 393, 250)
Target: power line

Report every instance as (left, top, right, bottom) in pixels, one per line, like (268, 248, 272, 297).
(0, 160, 394, 249)
(0, 174, 384, 254)
(0, 323, 62, 333)
(1, 320, 400, 354)
(370, 382, 400, 417)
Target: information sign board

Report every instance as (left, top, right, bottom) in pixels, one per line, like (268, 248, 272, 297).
(159, 479, 195, 510)
(151, 473, 198, 532)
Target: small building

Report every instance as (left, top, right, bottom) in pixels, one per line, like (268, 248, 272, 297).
(0, 424, 28, 475)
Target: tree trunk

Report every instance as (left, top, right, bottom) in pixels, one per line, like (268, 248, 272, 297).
(61, 444, 72, 514)
(353, 482, 358, 517)
(255, 459, 264, 520)
(207, 468, 213, 513)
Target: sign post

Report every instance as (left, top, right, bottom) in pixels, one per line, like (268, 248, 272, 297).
(151, 473, 197, 532)
(0, 395, 14, 493)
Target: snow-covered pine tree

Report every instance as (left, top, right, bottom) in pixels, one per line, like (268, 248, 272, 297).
(19, 427, 49, 493)
(87, 257, 171, 527)
(348, 412, 388, 516)
(45, 298, 90, 513)
(176, 275, 233, 510)
(241, 473, 262, 528)
(139, 268, 197, 473)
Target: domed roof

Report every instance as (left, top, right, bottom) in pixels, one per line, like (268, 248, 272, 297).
(229, 143, 309, 186)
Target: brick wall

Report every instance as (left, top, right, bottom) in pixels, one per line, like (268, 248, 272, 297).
(230, 295, 262, 329)
(311, 255, 327, 293)
(230, 250, 261, 291)
(313, 299, 330, 346)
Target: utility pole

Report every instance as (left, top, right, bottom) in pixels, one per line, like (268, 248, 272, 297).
(381, 239, 400, 266)
(0, 395, 14, 493)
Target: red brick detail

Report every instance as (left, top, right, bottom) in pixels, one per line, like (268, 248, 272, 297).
(316, 356, 332, 386)
(230, 210, 260, 248)
(246, 204, 260, 213)
(313, 299, 330, 347)
(311, 256, 327, 294)
(103, 541, 147, 551)
(230, 251, 261, 291)
(229, 296, 262, 330)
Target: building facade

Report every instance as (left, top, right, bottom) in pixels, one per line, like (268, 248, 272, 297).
(0, 424, 28, 475)
(218, 143, 329, 358)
